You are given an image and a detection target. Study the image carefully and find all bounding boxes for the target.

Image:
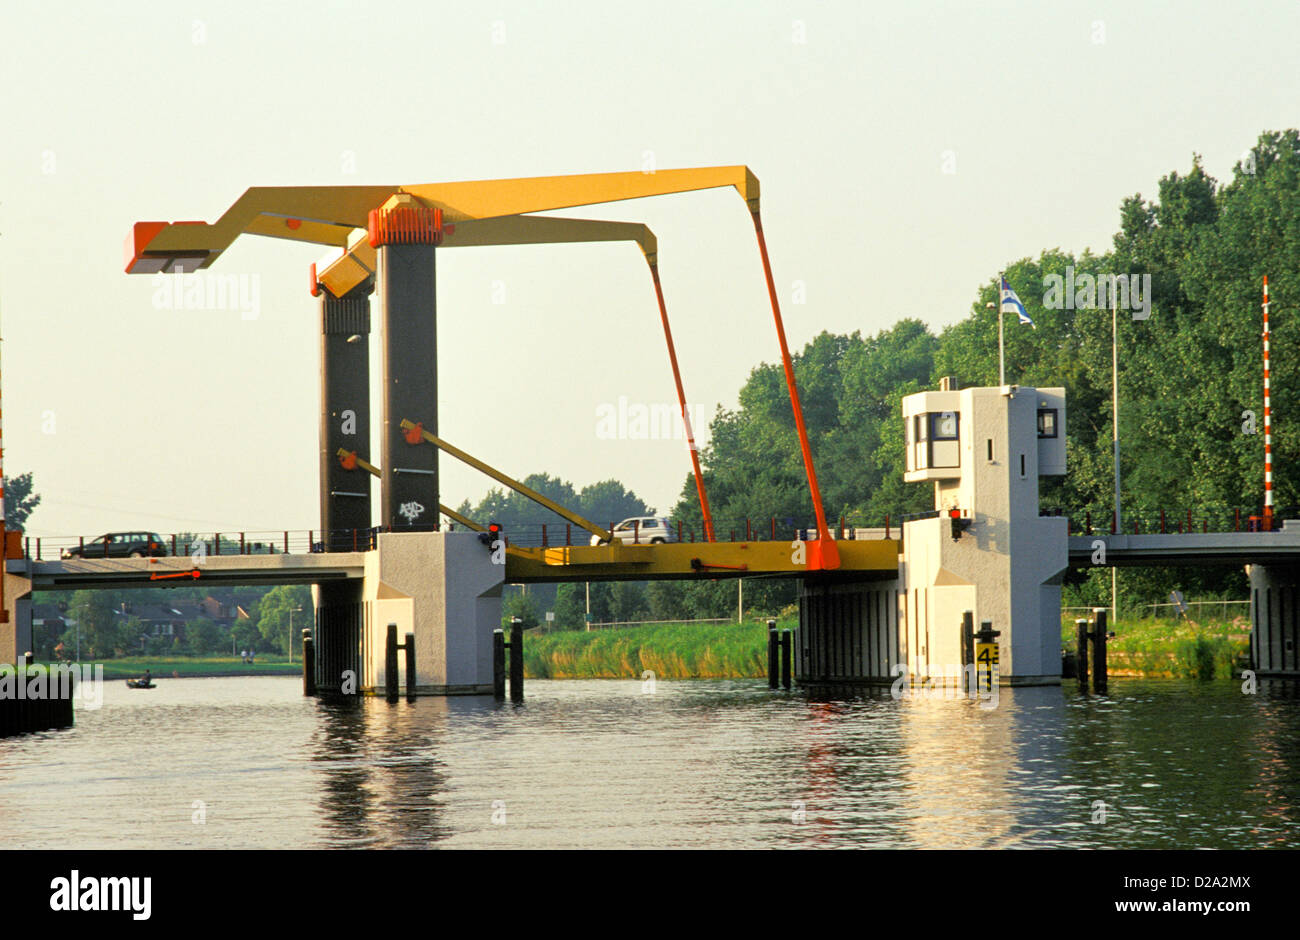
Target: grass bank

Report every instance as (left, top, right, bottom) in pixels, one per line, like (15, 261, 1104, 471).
(45, 656, 299, 679)
(37, 619, 1247, 683)
(526, 614, 1252, 682)
(1061, 616, 1249, 680)
(524, 620, 790, 679)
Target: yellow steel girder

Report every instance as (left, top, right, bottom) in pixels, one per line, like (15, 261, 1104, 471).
(398, 419, 611, 542)
(503, 539, 899, 584)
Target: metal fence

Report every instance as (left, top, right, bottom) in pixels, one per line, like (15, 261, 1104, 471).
(582, 617, 731, 631)
(1058, 505, 1300, 536)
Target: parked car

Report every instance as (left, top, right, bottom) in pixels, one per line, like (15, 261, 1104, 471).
(62, 532, 168, 559)
(591, 517, 676, 546)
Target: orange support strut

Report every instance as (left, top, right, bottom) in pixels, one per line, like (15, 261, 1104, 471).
(648, 262, 716, 542)
(749, 210, 839, 570)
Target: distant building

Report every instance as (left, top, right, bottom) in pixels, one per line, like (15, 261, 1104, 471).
(119, 603, 188, 638)
(201, 593, 253, 624)
(31, 602, 69, 635)
(110, 592, 252, 639)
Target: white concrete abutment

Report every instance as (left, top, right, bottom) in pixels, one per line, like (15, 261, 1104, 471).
(350, 531, 503, 695)
(4, 534, 504, 696)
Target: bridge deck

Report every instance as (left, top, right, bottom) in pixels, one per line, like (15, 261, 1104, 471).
(1069, 524, 1300, 566)
(10, 553, 368, 590)
(504, 539, 900, 583)
(7, 539, 901, 591)
(23, 527, 1300, 589)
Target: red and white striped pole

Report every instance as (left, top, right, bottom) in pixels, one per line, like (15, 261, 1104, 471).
(0, 309, 7, 627)
(1264, 275, 1273, 532)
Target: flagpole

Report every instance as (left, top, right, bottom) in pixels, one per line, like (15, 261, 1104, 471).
(1263, 275, 1274, 533)
(998, 275, 1006, 385)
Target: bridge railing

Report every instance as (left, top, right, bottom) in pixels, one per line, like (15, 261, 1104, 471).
(13, 514, 940, 559)
(18, 528, 385, 562)
(43, 505, 1286, 560)
(1052, 505, 1298, 537)
(487, 515, 912, 548)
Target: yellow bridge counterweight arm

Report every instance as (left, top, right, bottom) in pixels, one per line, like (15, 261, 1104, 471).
(335, 448, 485, 532)
(126, 167, 755, 274)
(402, 166, 759, 222)
(315, 215, 659, 299)
(396, 421, 612, 542)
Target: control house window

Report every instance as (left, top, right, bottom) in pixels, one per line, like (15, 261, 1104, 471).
(932, 412, 958, 441)
(908, 411, 961, 471)
(1037, 408, 1058, 438)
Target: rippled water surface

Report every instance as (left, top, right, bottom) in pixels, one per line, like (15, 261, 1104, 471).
(1, 676, 1297, 848)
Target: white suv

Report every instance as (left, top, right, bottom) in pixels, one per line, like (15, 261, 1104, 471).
(591, 516, 675, 545)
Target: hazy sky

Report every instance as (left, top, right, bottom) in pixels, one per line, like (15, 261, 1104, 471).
(2, 0, 1297, 538)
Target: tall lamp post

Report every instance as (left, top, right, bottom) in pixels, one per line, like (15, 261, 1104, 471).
(288, 606, 303, 663)
(1111, 289, 1121, 622)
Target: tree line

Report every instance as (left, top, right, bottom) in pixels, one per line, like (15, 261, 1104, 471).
(31, 584, 313, 660)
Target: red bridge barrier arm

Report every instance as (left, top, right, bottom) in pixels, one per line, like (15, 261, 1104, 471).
(648, 261, 716, 543)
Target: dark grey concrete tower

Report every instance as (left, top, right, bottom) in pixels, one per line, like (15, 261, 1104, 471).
(313, 272, 373, 693)
(372, 201, 441, 532)
(318, 279, 374, 550)
(1251, 563, 1300, 676)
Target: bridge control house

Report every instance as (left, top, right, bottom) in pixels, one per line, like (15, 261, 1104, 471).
(796, 381, 1069, 687)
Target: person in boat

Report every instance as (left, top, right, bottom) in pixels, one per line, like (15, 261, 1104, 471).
(140, 670, 152, 686)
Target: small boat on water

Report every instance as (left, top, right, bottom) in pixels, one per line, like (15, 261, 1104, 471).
(125, 679, 156, 690)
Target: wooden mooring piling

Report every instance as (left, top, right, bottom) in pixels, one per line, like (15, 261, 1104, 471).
(0, 657, 76, 737)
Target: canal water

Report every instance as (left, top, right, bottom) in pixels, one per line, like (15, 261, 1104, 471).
(0, 676, 1296, 849)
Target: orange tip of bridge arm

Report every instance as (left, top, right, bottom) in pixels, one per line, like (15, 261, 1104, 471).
(123, 220, 209, 274)
(124, 221, 167, 273)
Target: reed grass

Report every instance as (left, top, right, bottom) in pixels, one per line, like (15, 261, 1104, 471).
(1061, 615, 1249, 680)
(523, 621, 790, 679)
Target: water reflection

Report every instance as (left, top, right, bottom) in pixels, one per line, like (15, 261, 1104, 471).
(312, 696, 458, 848)
(0, 676, 1296, 849)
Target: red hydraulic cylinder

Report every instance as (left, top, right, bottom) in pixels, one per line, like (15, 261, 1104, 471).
(749, 210, 838, 570)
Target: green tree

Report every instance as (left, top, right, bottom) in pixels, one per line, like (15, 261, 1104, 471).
(646, 580, 690, 622)
(608, 582, 649, 623)
(186, 618, 223, 656)
(552, 582, 587, 629)
(503, 592, 540, 629)
(116, 616, 150, 657)
(3, 472, 40, 529)
(255, 585, 313, 654)
(232, 618, 260, 653)
(584, 582, 614, 623)
(576, 479, 654, 529)
(65, 590, 121, 660)
(142, 633, 173, 657)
